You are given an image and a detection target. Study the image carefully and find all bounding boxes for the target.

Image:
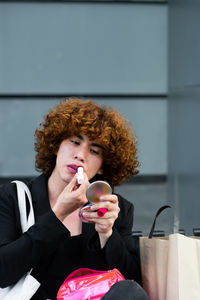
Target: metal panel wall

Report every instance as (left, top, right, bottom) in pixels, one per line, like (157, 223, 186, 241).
(0, 2, 167, 178)
(0, 97, 167, 176)
(0, 1, 168, 234)
(0, 2, 167, 95)
(168, 0, 200, 234)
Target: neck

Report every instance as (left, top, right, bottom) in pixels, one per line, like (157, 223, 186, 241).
(48, 170, 67, 206)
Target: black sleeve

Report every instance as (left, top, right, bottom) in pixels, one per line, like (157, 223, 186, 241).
(88, 195, 141, 283)
(0, 183, 69, 287)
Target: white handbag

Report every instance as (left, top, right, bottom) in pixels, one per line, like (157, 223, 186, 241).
(0, 181, 40, 300)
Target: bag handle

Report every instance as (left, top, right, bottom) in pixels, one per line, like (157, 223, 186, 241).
(149, 205, 171, 238)
(65, 268, 108, 281)
(12, 181, 35, 233)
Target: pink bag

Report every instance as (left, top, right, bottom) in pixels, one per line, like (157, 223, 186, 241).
(57, 268, 125, 300)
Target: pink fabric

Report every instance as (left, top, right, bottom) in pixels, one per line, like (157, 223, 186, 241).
(57, 268, 125, 300)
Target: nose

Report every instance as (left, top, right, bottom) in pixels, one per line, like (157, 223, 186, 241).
(74, 144, 87, 162)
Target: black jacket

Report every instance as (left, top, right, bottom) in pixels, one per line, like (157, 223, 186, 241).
(0, 174, 141, 299)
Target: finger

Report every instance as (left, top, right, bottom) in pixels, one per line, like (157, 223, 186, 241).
(82, 210, 115, 221)
(99, 194, 118, 203)
(90, 201, 119, 213)
(67, 172, 89, 193)
(95, 218, 114, 229)
(63, 175, 78, 192)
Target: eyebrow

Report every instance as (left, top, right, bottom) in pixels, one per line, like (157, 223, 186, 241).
(77, 135, 105, 150)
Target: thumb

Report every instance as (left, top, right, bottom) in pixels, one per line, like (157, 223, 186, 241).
(64, 174, 78, 192)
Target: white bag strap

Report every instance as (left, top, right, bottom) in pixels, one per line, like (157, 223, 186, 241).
(0, 181, 40, 299)
(12, 181, 35, 233)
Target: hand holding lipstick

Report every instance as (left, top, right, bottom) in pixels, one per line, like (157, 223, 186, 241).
(52, 172, 89, 222)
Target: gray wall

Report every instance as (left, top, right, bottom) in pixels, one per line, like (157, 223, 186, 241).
(0, 2, 167, 178)
(0, 2, 167, 95)
(0, 1, 168, 235)
(0, 98, 167, 177)
(168, 0, 200, 235)
(2, 0, 200, 237)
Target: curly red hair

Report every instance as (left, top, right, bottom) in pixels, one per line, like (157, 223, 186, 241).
(34, 98, 139, 187)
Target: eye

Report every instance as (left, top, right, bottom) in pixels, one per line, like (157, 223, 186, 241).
(70, 139, 80, 146)
(90, 148, 100, 155)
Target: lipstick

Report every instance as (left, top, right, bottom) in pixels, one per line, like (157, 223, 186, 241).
(97, 208, 108, 217)
(77, 167, 84, 184)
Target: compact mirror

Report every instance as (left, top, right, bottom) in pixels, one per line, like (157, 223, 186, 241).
(79, 180, 112, 223)
(86, 180, 112, 203)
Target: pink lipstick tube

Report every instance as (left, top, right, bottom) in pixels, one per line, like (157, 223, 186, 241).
(97, 208, 108, 217)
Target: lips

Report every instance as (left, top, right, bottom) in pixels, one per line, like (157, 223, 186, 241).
(67, 164, 83, 174)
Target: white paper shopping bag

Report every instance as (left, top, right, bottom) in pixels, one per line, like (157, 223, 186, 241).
(140, 206, 200, 300)
(166, 233, 200, 300)
(140, 236, 169, 300)
(139, 206, 170, 300)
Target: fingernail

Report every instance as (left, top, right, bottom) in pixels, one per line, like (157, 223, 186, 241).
(90, 205, 96, 210)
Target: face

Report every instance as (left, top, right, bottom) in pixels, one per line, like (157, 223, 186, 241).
(52, 135, 103, 185)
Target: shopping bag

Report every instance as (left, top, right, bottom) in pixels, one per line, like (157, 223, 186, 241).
(139, 205, 200, 300)
(140, 235, 168, 300)
(166, 233, 200, 300)
(139, 206, 170, 300)
(57, 268, 125, 300)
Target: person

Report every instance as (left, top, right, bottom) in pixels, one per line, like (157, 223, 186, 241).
(0, 98, 148, 299)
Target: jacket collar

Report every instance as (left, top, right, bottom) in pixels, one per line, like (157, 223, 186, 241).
(29, 174, 50, 220)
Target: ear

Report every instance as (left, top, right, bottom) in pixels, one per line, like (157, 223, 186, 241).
(97, 168, 103, 175)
